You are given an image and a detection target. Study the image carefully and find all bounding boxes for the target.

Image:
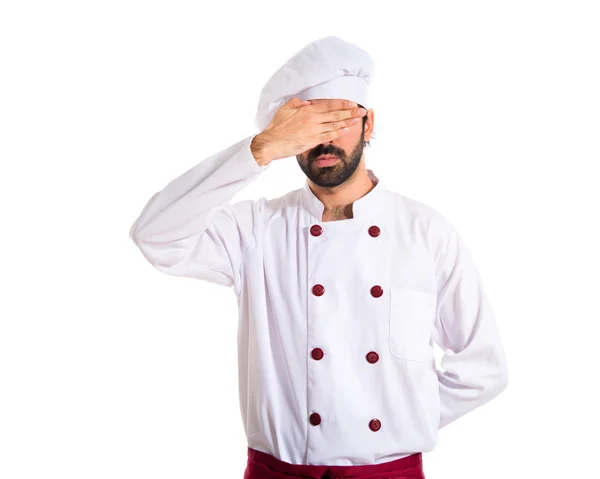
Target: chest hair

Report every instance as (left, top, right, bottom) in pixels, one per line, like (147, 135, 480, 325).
(322, 204, 353, 222)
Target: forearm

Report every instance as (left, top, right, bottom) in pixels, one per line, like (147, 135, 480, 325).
(432, 215, 509, 429)
(437, 335, 508, 429)
(129, 134, 271, 263)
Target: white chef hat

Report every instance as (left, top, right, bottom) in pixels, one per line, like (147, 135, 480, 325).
(255, 36, 375, 132)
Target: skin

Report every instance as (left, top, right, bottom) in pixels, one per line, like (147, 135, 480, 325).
(295, 99, 375, 221)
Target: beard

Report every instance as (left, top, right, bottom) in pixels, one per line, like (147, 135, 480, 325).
(296, 126, 365, 188)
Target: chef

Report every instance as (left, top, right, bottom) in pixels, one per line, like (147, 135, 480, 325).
(129, 36, 508, 479)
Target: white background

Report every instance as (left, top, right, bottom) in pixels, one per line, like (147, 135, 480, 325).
(1, 1, 599, 478)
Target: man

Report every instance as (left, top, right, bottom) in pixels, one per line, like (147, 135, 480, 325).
(129, 36, 508, 479)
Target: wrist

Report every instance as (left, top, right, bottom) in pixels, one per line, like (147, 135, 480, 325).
(250, 133, 274, 166)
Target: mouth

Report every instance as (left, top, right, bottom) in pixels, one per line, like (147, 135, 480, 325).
(314, 155, 339, 166)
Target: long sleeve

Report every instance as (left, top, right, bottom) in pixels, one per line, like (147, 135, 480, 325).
(129, 134, 271, 294)
(431, 215, 509, 430)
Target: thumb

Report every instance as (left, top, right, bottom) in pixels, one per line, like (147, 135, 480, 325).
(286, 97, 312, 109)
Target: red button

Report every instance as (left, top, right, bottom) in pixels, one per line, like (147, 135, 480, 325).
(366, 351, 379, 363)
(313, 284, 325, 296)
(370, 285, 383, 298)
(369, 419, 381, 431)
(310, 413, 321, 425)
(368, 225, 380, 237)
(310, 225, 323, 236)
(312, 348, 324, 360)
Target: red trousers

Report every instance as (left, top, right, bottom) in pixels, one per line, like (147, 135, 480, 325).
(244, 447, 426, 479)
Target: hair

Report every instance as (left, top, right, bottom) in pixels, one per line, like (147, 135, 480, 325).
(357, 103, 374, 148)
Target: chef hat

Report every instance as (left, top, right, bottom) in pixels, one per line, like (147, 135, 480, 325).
(255, 36, 375, 132)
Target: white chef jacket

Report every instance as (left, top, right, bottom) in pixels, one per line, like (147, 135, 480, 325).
(129, 134, 508, 466)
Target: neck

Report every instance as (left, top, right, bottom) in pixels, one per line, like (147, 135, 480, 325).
(308, 166, 376, 220)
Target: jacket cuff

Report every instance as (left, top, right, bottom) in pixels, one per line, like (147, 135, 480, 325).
(237, 134, 273, 176)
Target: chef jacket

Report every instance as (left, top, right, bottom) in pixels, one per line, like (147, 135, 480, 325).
(129, 134, 509, 466)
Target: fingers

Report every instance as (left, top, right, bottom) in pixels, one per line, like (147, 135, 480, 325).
(307, 99, 367, 124)
(318, 110, 367, 135)
(307, 98, 354, 112)
(281, 97, 366, 148)
(316, 128, 347, 142)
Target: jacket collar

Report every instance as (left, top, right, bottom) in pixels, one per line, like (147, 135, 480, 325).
(302, 169, 385, 221)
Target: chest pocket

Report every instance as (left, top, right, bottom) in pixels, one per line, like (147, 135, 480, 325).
(388, 287, 437, 362)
